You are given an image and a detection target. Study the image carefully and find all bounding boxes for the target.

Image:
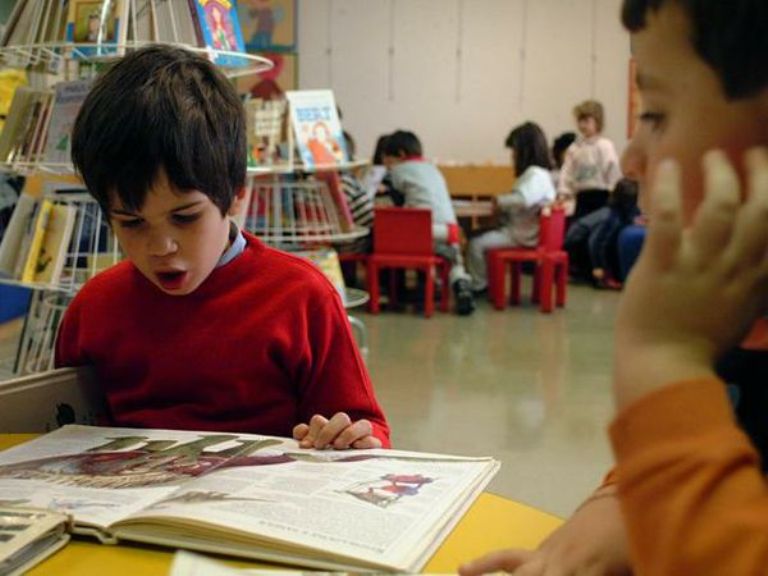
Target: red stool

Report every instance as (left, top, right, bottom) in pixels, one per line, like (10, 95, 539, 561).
(487, 206, 568, 313)
(367, 208, 450, 318)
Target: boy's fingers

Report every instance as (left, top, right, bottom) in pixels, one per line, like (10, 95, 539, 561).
(300, 414, 329, 448)
(351, 435, 382, 449)
(332, 419, 375, 449)
(292, 423, 309, 441)
(645, 159, 683, 270)
(313, 412, 351, 449)
(728, 149, 768, 270)
(690, 150, 741, 264)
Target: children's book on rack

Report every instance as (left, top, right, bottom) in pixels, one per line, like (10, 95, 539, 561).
(244, 97, 293, 169)
(0, 506, 72, 576)
(43, 79, 93, 165)
(190, 0, 247, 66)
(292, 247, 346, 306)
(286, 90, 348, 170)
(65, 0, 130, 56)
(0, 424, 499, 572)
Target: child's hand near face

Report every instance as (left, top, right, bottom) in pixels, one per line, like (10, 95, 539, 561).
(292, 412, 383, 450)
(614, 149, 768, 409)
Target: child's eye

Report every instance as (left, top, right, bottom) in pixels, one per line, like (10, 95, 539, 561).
(172, 213, 200, 224)
(638, 111, 666, 131)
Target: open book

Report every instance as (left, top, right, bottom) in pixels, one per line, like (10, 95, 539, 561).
(0, 425, 499, 572)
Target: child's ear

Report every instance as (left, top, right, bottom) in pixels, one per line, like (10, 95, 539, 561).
(228, 185, 249, 218)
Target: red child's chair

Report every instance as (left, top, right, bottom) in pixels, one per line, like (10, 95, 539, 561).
(367, 207, 451, 318)
(486, 206, 568, 313)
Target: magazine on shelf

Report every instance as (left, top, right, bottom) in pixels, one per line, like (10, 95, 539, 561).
(0, 193, 37, 278)
(43, 79, 93, 165)
(190, 0, 246, 67)
(0, 87, 48, 164)
(0, 506, 72, 576)
(65, 0, 129, 56)
(285, 90, 348, 170)
(19, 199, 54, 283)
(32, 202, 78, 285)
(0, 424, 499, 572)
(244, 97, 293, 168)
(293, 247, 346, 306)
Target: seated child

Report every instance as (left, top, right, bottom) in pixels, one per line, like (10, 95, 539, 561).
(460, 0, 768, 573)
(557, 100, 622, 219)
(58, 45, 390, 450)
(467, 122, 556, 292)
(381, 130, 475, 315)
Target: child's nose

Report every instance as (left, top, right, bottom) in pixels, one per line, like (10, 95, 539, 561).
(147, 231, 178, 256)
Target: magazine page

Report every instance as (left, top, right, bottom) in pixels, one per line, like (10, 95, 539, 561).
(0, 507, 71, 576)
(115, 434, 498, 571)
(0, 426, 218, 534)
(43, 79, 93, 165)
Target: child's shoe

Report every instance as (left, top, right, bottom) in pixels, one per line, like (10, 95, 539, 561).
(453, 279, 476, 316)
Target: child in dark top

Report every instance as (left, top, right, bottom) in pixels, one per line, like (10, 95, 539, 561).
(57, 46, 390, 449)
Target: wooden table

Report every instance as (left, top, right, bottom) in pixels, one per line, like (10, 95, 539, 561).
(0, 435, 562, 575)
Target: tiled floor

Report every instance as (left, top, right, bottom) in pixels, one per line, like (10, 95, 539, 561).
(0, 282, 620, 518)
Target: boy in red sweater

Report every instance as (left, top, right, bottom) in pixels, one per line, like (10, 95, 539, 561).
(461, 0, 768, 574)
(57, 45, 390, 450)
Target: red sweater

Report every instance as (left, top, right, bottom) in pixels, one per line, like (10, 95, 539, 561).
(55, 232, 390, 447)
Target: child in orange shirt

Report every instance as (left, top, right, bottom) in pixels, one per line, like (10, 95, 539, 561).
(460, 0, 768, 574)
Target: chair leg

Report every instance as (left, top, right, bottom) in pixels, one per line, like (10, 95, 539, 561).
(388, 267, 399, 308)
(368, 261, 380, 314)
(538, 259, 555, 313)
(440, 260, 451, 313)
(556, 259, 568, 307)
(490, 255, 506, 310)
(424, 265, 435, 318)
(510, 263, 521, 305)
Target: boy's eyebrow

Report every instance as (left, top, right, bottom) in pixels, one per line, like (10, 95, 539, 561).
(635, 72, 666, 93)
(110, 201, 204, 217)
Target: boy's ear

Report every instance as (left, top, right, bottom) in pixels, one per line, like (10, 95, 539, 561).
(228, 185, 249, 217)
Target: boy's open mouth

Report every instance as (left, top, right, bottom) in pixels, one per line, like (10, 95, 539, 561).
(156, 271, 188, 290)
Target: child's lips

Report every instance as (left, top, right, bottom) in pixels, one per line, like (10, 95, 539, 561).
(155, 270, 188, 290)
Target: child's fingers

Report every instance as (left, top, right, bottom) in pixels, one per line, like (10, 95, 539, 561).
(300, 414, 329, 448)
(351, 435, 382, 449)
(332, 419, 375, 449)
(458, 550, 537, 576)
(690, 150, 741, 263)
(645, 159, 683, 269)
(313, 412, 351, 449)
(292, 423, 309, 441)
(727, 149, 768, 270)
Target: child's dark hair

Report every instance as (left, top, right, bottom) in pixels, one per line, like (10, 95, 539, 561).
(552, 132, 577, 169)
(609, 178, 640, 223)
(72, 45, 246, 217)
(622, 0, 768, 99)
(372, 134, 390, 165)
(342, 130, 356, 159)
(504, 122, 552, 176)
(382, 130, 422, 158)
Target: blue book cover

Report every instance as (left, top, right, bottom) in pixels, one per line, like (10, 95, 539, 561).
(191, 0, 247, 67)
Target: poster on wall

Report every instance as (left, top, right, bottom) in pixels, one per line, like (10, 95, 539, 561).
(236, 53, 297, 100)
(238, 0, 297, 53)
(627, 57, 641, 138)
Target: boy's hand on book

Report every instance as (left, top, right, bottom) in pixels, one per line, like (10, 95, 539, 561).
(458, 488, 631, 576)
(293, 412, 382, 449)
(615, 149, 768, 409)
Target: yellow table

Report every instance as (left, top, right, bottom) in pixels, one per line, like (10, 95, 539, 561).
(0, 435, 562, 575)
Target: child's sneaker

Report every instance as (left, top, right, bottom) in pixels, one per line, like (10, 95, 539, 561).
(453, 279, 476, 316)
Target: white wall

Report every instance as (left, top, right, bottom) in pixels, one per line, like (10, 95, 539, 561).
(298, 0, 631, 165)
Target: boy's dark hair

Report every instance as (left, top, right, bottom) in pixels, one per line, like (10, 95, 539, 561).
(609, 178, 640, 223)
(72, 45, 246, 217)
(372, 134, 390, 165)
(504, 122, 552, 176)
(342, 130, 356, 159)
(552, 132, 577, 169)
(382, 130, 422, 158)
(622, 0, 768, 99)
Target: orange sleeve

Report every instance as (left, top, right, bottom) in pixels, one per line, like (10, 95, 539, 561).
(609, 378, 768, 575)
